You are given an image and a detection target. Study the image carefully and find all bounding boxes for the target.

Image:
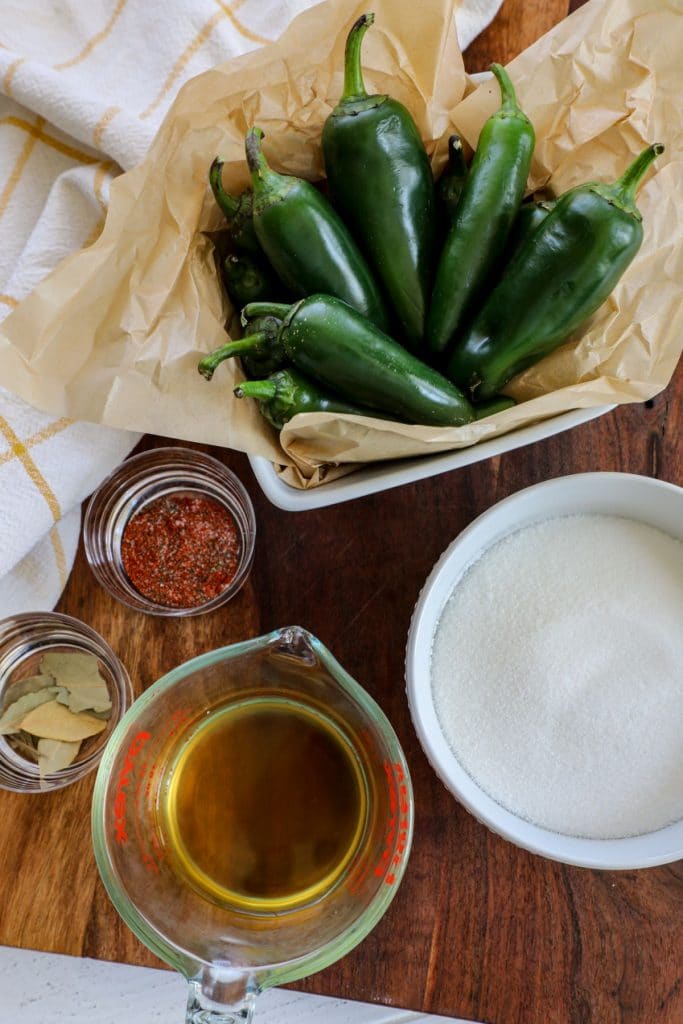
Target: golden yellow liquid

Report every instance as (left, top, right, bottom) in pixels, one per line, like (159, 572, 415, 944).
(163, 698, 367, 911)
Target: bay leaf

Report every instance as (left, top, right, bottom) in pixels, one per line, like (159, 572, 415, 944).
(17, 730, 38, 749)
(18, 700, 106, 742)
(4, 674, 56, 705)
(37, 738, 82, 777)
(8, 730, 40, 762)
(62, 682, 112, 716)
(40, 651, 112, 714)
(0, 688, 64, 735)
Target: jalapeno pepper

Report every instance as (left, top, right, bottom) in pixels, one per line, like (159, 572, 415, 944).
(235, 368, 376, 429)
(447, 143, 664, 399)
(245, 128, 390, 332)
(241, 295, 474, 427)
(220, 253, 279, 309)
(198, 315, 285, 381)
(427, 64, 535, 356)
(209, 158, 260, 256)
(503, 197, 555, 266)
(474, 395, 516, 419)
(322, 13, 436, 349)
(436, 135, 468, 226)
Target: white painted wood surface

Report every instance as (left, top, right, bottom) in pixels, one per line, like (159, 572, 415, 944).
(0, 947, 480, 1024)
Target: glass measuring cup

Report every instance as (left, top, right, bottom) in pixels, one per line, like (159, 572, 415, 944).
(91, 626, 413, 1023)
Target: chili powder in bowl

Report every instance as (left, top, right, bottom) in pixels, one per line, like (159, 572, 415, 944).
(83, 447, 256, 616)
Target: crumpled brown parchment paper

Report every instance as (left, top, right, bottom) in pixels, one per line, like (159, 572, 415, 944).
(0, 0, 680, 489)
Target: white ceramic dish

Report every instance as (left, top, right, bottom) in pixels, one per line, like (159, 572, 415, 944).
(405, 472, 683, 869)
(247, 405, 613, 511)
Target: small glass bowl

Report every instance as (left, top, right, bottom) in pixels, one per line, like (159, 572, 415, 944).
(0, 612, 133, 793)
(83, 446, 256, 617)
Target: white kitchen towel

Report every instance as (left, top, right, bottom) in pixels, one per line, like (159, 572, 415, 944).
(0, 0, 503, 618)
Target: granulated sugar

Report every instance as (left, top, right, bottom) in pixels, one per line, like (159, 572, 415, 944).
(431, 514, 683, 839)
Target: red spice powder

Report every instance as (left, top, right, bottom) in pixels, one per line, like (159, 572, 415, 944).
(121, 493, 240, 608)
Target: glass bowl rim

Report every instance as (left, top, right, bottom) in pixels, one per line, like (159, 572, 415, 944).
(0, 609, 134, 792)
(82, 445, 257, 617)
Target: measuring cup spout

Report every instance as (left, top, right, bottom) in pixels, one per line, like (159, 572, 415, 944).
(270, 625, 317, 665)
(186, 967, 257, 1024)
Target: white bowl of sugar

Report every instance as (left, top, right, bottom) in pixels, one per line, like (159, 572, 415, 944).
(406, 472, 683, 869)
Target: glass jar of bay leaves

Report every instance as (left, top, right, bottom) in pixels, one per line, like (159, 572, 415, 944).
(0, 612, 132, 792)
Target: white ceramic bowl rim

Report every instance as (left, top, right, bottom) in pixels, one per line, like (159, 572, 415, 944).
(248, 406, 612, 511)
(405, 472, 683, 870)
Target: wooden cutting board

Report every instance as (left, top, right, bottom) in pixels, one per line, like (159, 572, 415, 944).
(0, 2, 681, 1023)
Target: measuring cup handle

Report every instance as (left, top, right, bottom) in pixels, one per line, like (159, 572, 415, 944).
(186, 976, 256, 1024)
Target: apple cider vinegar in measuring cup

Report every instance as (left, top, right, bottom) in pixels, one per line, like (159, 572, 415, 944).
(92, 627, 413, 1024)
(163, 697, 367, 911)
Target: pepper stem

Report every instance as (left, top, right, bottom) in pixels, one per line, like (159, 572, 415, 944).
(198, 333, 266, 381)
(614, 143, 664, 203)
(342, 13, 373, 101)
(241, 302, 291, 323)
(490, 63, 519, 112)
(245, 127, 276, 184)
(234, 380, 277, 401)
(209, 158, 239, 218)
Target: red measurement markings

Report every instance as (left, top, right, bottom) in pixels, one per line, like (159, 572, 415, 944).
(126, 753, 168, 876)
(112, 708, 191, 861)
(348, 864, 370, 897)
(113, 731, 152, 844)
(133, 708, 192, 873)
(374, 761, 410, 885)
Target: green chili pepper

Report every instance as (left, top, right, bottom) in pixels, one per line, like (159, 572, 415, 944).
(503, 197, 555, 266)
(198, 315, 285, 381)
(241, 295, 474, 427)
(322, 13, 436, 349)
(245, 128, 390, 332)
(209, 158, 260, 256)
(427, 64, 535, 356)
(240, 315, 287, 379)
(220, 253, 279, 309)
(447, 143, 664, 399)
(436, 135, 468, 225)
(234, 368, 376, 429)
(474, 395, 516, 419)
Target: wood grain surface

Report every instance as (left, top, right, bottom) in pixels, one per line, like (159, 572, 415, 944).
(1, 2, 682, 1023)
